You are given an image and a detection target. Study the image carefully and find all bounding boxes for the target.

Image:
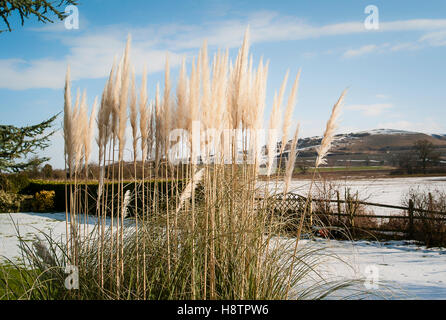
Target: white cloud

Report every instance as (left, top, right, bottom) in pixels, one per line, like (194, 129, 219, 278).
(345, 103, 393, 116)
(388, 30, 446, 52)
(0, 58, 66, 90)
(380, 19, 446, 32)
(343, 44, 379, 58)
(343, 27, 446, 58)
(166, 15, 446, 51)
(419, 30, 446, 47)
(377, 118, 446, 134)
(342, 40, 425, 58)
(4, 11, 446, 89)
(389, 41, 421, 52)
(0, 32, 184, 90)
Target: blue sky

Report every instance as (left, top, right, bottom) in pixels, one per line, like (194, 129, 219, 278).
(1, 0, 446, 169)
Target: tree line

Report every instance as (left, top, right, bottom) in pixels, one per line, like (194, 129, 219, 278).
(392, 139, 443, 175)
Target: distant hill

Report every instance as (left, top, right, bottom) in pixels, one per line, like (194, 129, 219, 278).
(431, 133, 446, 141)
(280, 129, 446, 166)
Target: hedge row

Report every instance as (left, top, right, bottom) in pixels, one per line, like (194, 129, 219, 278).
(20, 180, 186, 215)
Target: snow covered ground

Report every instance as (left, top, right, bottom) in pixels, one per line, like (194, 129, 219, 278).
(297, 238, 446, 299)
(1, 211, 445, 299)
(262, 176, 446, 216)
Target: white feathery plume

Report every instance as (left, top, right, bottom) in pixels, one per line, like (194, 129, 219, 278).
(104, 60, 116, 143)
(277, 70, 289, 112)
(187, 58, 200, 163)
(284, 124, 300, 195)
(250, 58, 269, 167)
(218, 49, 230, 130)
(33, 237, 56, 266)
(84, 97, 97, 170)
(139, 65, 149, 162)
(200, 41, 211, 130)
(315, 89, 347, 168)
(118, 35, 131, 161)
(229, 27, 250, 130)
(266, 93, 280, 177)
(129, 68, 138, 161)
(111, 58, 121, 141)
(63, 65, 74, 175)
(253, 58, 269, 130)
(95, 66, 114, 210)
(122, 190, 131, 219)
(188, 58, 200, 133)
(175, 168, 205, 214)
(97, 81, 108, 163)
(266, 71, 289, 176)
(147, 100, 155, 160)
(73, 89, 85, 173)
(155, 82, 162, 167)
(96, 64, 114, 163)
(163, 54, 172, 156)
(281, 69, 301, 153)
(176, 57, 188, 130)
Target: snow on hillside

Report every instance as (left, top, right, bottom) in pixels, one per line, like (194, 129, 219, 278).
(281, 128, 430, 153)
(355, 129, 419, 135)
(301, 128, 420, 143)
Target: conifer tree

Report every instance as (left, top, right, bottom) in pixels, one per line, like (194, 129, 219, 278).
(0, 114, 57, 172)
(1, 0, 78, 33)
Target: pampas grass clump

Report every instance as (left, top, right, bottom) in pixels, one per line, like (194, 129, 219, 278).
(1, 29, 357, 301)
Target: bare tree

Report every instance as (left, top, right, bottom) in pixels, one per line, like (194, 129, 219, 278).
(396, 152, 416, 174)
(413, 139, 440, 174)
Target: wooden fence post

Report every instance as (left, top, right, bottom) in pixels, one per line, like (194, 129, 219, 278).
(408, 199, 414, 238)
(428, 192, 433, 212)
(350, 192, 358, 237)
(336, 190, 341, 222)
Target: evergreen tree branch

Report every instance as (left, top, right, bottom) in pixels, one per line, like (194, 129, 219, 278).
(0, 0, 78, 33)
(0, 113, 58, 172)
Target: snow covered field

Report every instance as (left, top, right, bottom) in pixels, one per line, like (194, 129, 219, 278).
(299, 238, 446, 299)
(1, 211, 445, 299)
(262, 176, 446, 216)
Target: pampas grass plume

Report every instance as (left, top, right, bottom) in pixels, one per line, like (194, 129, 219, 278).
(139, 66, 149, 161)
(118, 35, 131, 161)
(315, 89, 347, 168)
(281, 69, 301, 153)
(130, 68, 138, 160)
(284, 124, 300, 195)
(176, 168, 205, 214)
(64, 65, 74, 174)
(84, 97, 97, 169)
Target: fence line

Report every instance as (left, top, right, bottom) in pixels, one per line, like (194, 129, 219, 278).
(266, 191, 446, 237)
(308, 197, 446, 216)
